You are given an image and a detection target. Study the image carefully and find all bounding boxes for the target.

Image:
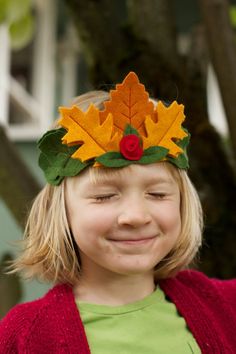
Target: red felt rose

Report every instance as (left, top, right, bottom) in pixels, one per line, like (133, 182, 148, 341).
(119, 134, 143, 160)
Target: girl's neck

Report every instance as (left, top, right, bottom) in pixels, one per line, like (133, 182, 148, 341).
(73, 269, 156, 306)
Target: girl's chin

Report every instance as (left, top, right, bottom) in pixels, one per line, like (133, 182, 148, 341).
(105, 261, 157, 276)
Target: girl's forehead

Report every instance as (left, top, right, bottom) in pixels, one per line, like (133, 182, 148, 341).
(76, 163, 179, 187)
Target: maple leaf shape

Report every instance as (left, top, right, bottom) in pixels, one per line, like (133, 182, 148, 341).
(58, 105, 120, 162)
(100, 72, 155, 136)
(143, 101, 188, 157)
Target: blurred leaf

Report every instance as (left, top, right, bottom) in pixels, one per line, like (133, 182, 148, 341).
(0, 0, 7, 24)
(5, 0, 31, 24)
(229, 5, 236, 28)
(9, 12, 34, 50)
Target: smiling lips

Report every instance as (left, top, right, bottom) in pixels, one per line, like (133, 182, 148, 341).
(109, 236, 156, 245)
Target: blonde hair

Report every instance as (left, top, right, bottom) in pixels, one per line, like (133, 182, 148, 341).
(154, 164, 203, 279)
(11, 92, 203, 285)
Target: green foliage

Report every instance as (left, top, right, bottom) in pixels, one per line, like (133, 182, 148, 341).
(0, 0, 34, 50)
(9, 13, 34, 50)
(0, 0, 7, 23)
(0, 0, 31, 23)
(230, 5, 236, 28)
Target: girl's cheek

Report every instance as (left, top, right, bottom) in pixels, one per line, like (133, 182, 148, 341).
(157, 206, 181, 229)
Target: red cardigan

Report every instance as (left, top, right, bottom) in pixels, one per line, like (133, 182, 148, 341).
(0, 270, 236, 353)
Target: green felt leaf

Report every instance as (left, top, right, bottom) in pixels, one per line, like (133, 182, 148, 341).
(96, 138, 189, 169)
(38, 128, 70, 155)
(96, 152, 132, 167)
(123, 124, 140, 136)
(138, 146, 169, 164)
(38, 128, 89, 185)
(167, 153, 189, 169)
(96, 146, 169, 168)
(167, 131, 190, 169)
(177, 129, 190, 151)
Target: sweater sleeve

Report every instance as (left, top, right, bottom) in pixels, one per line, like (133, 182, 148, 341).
(0, 305, 23, 353)
(178, 270, 236, 309)
(212, 278, 236, 312)
(0, 302, 34, 354)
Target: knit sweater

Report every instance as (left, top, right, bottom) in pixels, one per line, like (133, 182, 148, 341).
(0, 270, 236, 353)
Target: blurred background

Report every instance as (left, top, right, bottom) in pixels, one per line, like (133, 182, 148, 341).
(0, 0, 236, 318)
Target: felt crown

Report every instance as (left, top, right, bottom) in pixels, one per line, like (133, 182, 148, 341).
(38, 72, 190, 185)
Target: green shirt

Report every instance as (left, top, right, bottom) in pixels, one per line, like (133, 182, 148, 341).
(76, 287, 201, 354)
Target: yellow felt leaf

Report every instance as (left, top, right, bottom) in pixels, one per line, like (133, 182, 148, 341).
(100, 72, 155, 135)
(143, 101, 188, 157)
(58, 105, 120, 162)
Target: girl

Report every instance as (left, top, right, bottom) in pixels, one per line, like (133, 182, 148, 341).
(0, 72, 235, 353)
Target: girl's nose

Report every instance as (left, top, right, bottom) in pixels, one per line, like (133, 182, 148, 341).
(117, 198, 152, 227)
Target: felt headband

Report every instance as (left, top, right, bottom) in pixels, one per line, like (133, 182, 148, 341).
(38, 72, 190, 185)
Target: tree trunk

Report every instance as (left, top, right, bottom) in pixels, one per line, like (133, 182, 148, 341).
(0, 253, 22, 318)
(199, 0, 236, 162)
(0, 126, 40, 227)
(65, 0, 183, 100)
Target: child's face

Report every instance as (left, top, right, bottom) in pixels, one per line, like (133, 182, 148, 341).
(65, 163, 181, 279)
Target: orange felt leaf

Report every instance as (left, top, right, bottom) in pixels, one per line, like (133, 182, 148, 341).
(143, 101, 188, 157)
(58, 104, 121, 162)
(100, 72, 155, 135)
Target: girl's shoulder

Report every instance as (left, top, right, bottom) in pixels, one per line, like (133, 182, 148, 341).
(176, 268, 236, 283)
(172, 269, 236, 303)
(178, 268, 236, 285)
(0, 298, 42, 352)
(0, 283, 73, 353)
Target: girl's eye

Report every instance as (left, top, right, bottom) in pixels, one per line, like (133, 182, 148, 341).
(148, 193, 166, 199)
(94, 194, 116, 202)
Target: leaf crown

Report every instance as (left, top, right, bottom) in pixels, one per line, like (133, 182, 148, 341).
(38, 72, 190, 185)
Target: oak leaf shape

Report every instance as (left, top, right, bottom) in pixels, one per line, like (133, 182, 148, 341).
(100, 72, 155, 136)
(143, 101, 188, 157)
(58, 104, 120, 162)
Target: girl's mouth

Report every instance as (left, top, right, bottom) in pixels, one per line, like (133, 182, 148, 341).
(109, 236, 156, 245)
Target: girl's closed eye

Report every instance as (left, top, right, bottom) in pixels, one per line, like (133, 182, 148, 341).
(93, 194, 117, 202)
(148, 192, 167, 200)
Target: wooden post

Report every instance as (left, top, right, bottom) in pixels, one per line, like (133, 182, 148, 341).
(0, 25, 10, 127)
(32, 0, 57, 133)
